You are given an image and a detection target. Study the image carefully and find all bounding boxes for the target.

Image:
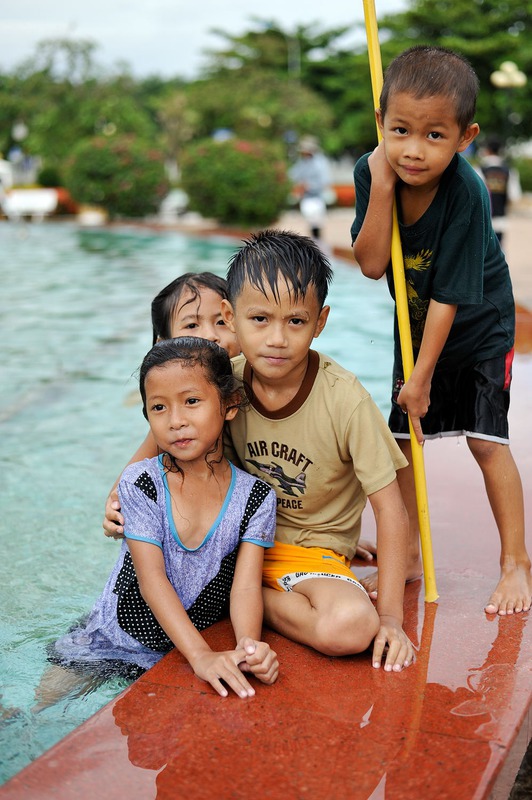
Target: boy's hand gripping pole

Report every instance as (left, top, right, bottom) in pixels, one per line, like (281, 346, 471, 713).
(362, 0, 438, 602)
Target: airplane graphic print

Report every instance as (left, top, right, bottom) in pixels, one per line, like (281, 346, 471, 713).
(246, 459, 307, 497)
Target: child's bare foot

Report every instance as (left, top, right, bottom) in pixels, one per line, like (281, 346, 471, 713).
(355, 538, 377, 562)
(361, 556, 423, 600)
(484, 562, 532, 615)
(361, 570, 379, 599)
(33, 665, 97, 712)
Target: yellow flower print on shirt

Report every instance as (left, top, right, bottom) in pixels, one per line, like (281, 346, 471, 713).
(404, 249, 432, 349)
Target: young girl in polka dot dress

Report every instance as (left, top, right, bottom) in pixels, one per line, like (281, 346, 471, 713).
(40, 337, 278, 705)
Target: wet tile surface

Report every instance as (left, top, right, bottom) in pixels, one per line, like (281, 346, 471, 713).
(1, 362, 530, 800)
(0, 596, 530, 800)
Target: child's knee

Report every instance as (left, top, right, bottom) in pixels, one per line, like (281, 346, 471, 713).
(467, 436, 505, 464)
(314, 600, 379, 656)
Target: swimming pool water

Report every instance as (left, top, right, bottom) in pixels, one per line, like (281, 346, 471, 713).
(0, 220, 393, 784)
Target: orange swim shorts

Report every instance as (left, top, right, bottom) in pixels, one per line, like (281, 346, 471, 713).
(262, 540, 367, 594)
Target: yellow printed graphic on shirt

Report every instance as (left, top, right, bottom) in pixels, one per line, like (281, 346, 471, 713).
(404, 248, 432, 349)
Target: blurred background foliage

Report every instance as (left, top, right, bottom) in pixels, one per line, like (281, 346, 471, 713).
(64, 135, 170, 218)
(181, 138, 290, 225)
(1, 0, 531, 219)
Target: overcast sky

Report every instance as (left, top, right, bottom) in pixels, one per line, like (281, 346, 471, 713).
(3, 0, 407, 79)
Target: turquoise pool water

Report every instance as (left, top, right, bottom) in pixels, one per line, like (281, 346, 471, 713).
(0, 220, 393, 784)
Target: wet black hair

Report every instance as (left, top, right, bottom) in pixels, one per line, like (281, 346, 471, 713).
(151, 272, 229, 345)
(139, 337, 246, 477)
(379, 45, 479, 132)
(139, 336, 244, 422)
(226, 229, 333, 309)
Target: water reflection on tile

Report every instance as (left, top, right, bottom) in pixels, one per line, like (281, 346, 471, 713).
(2, 584, 529, 800)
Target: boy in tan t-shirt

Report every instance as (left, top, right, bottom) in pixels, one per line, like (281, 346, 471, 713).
(222, 229, 413, 671)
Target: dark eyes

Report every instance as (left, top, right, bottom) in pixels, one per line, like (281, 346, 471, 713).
(182, 319, 226, 329)
(393, 127, 443, 140)
(252, 316, 305, 324)
(150, 399, 199, 411)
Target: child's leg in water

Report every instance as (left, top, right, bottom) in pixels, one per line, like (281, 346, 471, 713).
(33, 665, 105, 712)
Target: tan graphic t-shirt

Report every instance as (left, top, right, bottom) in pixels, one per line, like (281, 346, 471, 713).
(227, 351, 407, 559)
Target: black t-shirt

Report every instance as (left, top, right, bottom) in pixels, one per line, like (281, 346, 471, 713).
(351, 153, 514, 371)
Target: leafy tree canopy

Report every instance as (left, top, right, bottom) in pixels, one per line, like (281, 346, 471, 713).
(1, 1, 530, 187)
(0, 38, 162, 168)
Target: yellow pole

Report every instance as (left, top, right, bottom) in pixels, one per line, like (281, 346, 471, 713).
(362, 0, 438, 601)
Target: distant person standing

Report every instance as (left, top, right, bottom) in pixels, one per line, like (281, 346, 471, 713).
(478, 136, 522, 246)
(289, 136, 331, 241)
(0, 155, 13, 214)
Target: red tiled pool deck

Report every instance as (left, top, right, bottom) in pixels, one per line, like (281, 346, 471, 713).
(1, 211, 530, 799)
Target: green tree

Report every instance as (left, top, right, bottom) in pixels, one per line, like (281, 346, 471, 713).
(185, 72, 332, 148)
(64, 134, 169, 218)
(181, 137, 290, 226)
(0, 38, 161, 174)
(301, 48, 377, 157)
(2, 7, 531, 195)
(16, 37, 99, 82)
(196, 21, 343, 153)
(203, 18, 351, 80)
(27, 75, 159, 166)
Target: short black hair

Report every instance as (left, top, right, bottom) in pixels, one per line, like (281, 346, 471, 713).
(380, 45, 479, 132)
(226, 229, 333, 308)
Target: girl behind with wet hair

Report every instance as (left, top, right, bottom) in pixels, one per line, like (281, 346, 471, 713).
(151, 272, 231, 345)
